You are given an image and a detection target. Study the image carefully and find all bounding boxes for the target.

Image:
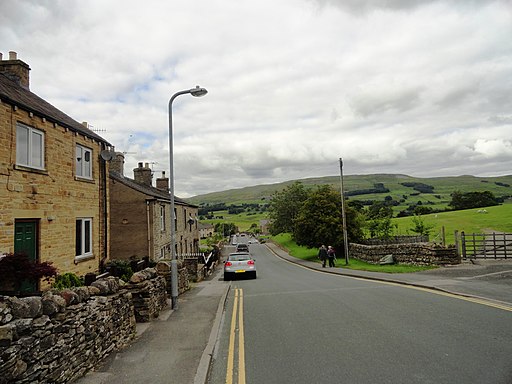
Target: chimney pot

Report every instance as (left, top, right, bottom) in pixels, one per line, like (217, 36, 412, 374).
(9, 51, 17, 60)
(134, 162, 153, 186)
(0, 53, 3, 61)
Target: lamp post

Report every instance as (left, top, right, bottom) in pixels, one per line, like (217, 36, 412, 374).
(339, 158, 349, 265)
(168, 85, 207, 310)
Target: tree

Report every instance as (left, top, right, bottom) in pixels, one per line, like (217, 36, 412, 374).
(449, 190, 499, 210)
(365, 201, 395, 239)
(268, 182, 308, 235)
(410, 215, 434, 237)
(293, 185, 364, 250)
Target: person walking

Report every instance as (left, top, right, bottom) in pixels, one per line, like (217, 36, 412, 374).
(318, 244, 328, 268)
(327, 246, 336, 267)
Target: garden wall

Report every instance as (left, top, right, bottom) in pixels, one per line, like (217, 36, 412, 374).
(0, 269, 170, 383)
(349, 242, 459, 265)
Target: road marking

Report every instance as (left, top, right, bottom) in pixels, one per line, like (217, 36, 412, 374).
(226, 288, 246, 384)
(268, 247, 512, 312)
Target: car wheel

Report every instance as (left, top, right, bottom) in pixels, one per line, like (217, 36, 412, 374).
(251, 272, 257, 279)
(224, 273, 231, 281)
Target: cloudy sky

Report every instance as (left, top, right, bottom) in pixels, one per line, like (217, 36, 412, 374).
(1, 0, 511, 197)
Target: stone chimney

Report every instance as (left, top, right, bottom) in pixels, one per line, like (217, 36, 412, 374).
(156, 171, 169, 192)
(0, 51, 31, 90)
(133, 162, 153, 186)
(110, 152, 125, 175)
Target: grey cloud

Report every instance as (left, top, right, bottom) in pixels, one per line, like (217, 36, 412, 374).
(349, 87, 423, 117)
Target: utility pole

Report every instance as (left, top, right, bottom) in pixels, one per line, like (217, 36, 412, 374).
(339, 158, 349, 265)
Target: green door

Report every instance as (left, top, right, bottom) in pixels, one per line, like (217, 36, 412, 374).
(14, 220, 38, 292)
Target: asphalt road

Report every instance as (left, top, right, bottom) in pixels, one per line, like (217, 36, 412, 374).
(207, 243, 512, 384)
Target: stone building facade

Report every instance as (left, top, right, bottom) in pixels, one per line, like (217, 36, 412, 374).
(109, 154, 200, 262)
(0, 52, 111, 289)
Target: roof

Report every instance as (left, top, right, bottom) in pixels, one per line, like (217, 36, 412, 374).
(110, 171, 197, 207)
(0, 72, 110, 145)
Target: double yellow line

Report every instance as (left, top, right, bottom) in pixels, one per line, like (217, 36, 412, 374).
(226, 288, 246, 384)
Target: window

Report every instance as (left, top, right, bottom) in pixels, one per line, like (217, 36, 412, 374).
(76, 145, 92, 179)
(16, 123, 45, 169)
(160, 205, 166, 231)
(75, 218, 93, 259)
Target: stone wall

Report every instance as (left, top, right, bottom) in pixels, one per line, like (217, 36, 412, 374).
(125, 268, 168, 322)
(182, 258, 205, 283)
(349, 242, 459, 265)
(155, 261, 190, 294)
(0, 277, 136, 384)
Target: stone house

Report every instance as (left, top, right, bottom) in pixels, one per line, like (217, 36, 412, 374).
(0, 52, 112, 290)
(199, 222, 214, 239)
(109, 154, 200, 262)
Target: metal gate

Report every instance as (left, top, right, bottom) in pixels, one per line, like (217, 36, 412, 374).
(460, 232, 512, 259)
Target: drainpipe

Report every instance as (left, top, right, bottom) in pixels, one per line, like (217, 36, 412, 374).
(147, 201, 152, 260)
(100, 144, 109, 273)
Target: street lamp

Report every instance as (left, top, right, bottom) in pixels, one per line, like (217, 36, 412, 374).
(168, 85, 207, 310)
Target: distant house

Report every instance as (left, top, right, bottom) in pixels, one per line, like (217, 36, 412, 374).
(0, 52, 111, 290)
(109, 154, 199, 262)
(259, 219, 270, 234)
(198, 222, 214, 239)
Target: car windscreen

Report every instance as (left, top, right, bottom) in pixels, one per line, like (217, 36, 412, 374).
(229, 255, 251, 261)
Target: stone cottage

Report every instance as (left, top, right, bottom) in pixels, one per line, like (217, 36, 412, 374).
(0, 52, 112, 290)
(109, 154, 200, 262)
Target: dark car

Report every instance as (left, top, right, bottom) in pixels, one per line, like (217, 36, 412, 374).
(236, 243, 249, 253)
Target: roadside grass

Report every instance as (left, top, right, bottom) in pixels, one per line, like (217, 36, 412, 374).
(271, 233, 436, 273)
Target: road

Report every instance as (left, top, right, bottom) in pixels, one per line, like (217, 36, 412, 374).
(207, 242, 512, 384)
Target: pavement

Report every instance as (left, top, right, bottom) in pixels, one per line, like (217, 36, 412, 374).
(74, 243, 512, 384)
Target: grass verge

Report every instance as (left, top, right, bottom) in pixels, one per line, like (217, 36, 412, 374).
(271, 233, 437, 274)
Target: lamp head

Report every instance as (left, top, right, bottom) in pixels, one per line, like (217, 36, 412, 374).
(190, 85, 208, 97)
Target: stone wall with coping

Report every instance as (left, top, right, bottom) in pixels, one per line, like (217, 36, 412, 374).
(0, 276, 136, 383)
(0, 261, 192, 383)
(349, 242, 459, 265)
(125, 268, 168, 322)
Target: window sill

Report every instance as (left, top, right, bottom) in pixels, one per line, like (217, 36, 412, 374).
(75, 176, 95, 183)
(14, 164, 48, 175)
(74, 254, 95, 264)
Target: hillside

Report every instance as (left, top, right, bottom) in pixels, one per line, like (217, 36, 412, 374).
(187, 174, 512, 212)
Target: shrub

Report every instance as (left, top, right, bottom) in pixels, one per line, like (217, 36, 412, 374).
(52, 272, 83, 289)
(106, 260, 133, 282)
(0, 252, 57, 292)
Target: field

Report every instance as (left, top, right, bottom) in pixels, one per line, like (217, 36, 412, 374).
(392, 201, 512, 245)
(202, 210, 267, 232)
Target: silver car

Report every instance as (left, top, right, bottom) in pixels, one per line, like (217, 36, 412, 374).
(224, 252, 257, 281)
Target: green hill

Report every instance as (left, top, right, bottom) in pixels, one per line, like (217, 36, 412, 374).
(188, 174, 512, 214)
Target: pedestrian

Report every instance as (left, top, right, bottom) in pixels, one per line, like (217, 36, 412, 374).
(318, 244, 328, 268)
(327, 246, 336, 267)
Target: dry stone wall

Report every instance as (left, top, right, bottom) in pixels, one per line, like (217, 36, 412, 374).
(0, 268, 179, 383)
(349, 242, 459, 265)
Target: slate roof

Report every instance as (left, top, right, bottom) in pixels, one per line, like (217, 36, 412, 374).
(110, 171, 197, 207)
(0, 72, 110, 145)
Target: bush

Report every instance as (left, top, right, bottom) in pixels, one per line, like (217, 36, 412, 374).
(0, 253, 58, 293)
(106, 260, 133, 282)
(52, 272, 83, 289)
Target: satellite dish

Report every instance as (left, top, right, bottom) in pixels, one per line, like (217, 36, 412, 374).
(100, 150, 114, 161)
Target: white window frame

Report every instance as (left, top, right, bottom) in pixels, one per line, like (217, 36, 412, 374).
(16, 123, 45, 170)
(76, 145, 93, 179)
(75, 218, 93, 261)
(160, 205, 166, 231)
